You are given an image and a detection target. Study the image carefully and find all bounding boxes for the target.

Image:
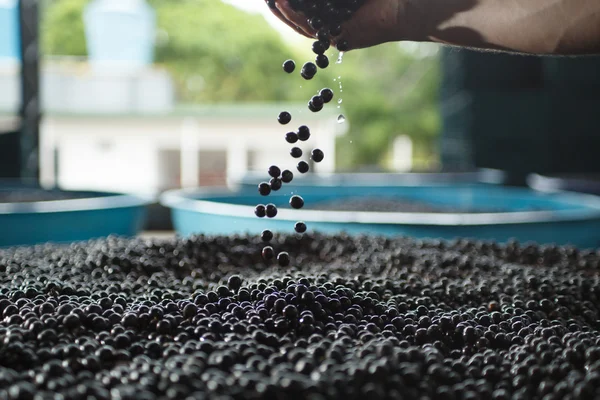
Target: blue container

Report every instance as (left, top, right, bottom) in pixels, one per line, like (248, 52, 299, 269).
(84, 0, 155, 67)
(529, 174, 600, 196)
(236, 170, 506, 191)
(0, 185, 152, 247)
(0, 0, 20, 62)
(161, 183, 600, 248)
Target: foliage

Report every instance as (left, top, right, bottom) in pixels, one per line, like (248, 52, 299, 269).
(41, 0, 88, 57)
(333, 44, 441, 169)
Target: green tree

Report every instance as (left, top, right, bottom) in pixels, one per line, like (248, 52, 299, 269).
(333, 44, 441, 170)
(41, 0, 87, 56)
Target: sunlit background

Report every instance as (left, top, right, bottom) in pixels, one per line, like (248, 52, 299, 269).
(0, 0, 442, 198)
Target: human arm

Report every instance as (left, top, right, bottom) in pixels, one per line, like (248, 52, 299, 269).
(267, 0, 600, 55)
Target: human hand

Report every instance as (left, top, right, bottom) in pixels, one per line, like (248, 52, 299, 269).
(266, 0, 411, 51)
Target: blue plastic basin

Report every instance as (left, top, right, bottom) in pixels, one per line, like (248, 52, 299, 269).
(236, 170, 506, 189)
(161, 181, 600, 248)
(0, 185, 152, 247)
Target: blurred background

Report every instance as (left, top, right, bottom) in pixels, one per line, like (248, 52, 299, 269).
(1, 0, 600, 240)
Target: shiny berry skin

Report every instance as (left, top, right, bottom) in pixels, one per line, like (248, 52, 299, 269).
(290, 147, 303, 158)
(283, 60, 295, 73)
(258, 182, 271, 196)
(330, 24, 342, 36)
(297, 161, 309, 174)
(262, 246, 274, 260)
(316, 54, 329, 69)
(298, 126, 311, 141)
(261, 230, 273, 242)
(254, 204, 266, 218)
(337, 40, 349, 51)
(309, 17, 323, 30)
(268, 165, 281, 178)
(289, 195, 305, 209)
(266, 204, 278, 218)
(301, 62, 318, 80)
(294, 221, 307, 233)
(281, 170, 294, 183)
(339, 8, 352, 20)
(317, 30, 329, 42)
(311, 95, 324, 108)
(320, 88, 334, 103)
(277, 252, 290, 267)
(278, 111, 292, 125)
(270, 177, 282, 191)
(311, 149, 324, 163)
(267, 0, 276, 8)
(312, 41, 327, 55)
(285, 132, 299, 144)
(308, 101, 323, 112)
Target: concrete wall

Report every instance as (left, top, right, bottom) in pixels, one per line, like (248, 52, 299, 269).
(42, 114, 344, 195)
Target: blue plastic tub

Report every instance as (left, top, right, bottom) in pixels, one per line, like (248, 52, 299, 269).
(235, 170, 507, 190)
(529, 174, 600, 196)
(0, 185, 152, 247)
(161, 182, 600, 248)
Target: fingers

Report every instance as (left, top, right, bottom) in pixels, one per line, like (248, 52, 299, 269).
(275, 0, 317, 39)
(268, 4, 314, 39)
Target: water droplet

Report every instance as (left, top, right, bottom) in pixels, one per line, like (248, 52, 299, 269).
(337, 114, 346, 123)
(349, 140, 353, 144)
(337, 52, 344, 64)
(338, 99, 343, 104)
(333, 78, 337, 82)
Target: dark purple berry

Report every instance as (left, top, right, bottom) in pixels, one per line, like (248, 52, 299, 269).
(258, 182, 271, 196)
(266, 204, 278, 218)
(301, 62, 318, 80)
(330, 24, 342, 36)
(254, 204, 266, 218)
(297, 161, 309, 173)
(316, 54, 329, 69)
(320, 88, 334, 103)
(227, 275, 242, 291)
(268, 165, 281, 178)
(311, 149, 324, 163)
(283, 59, 296, 73)
(308, 101, 323, 112)
(261, 246, 274, 260)
(277, 252, 290, 266)
(298, 126, 311, 141)
(261, 230, 273, 242)
(290, 147, 303, 158)
(290, 195, 305, 209)
(312, 41, 327, 55)
(278, 111, 292, 125)
(285, 132, 299, 144)
(337, 40, 349, 51)
(270, 177, 282, 191)
(309, 17, 324, 30)
(317, 30, 329, 42)
(281, 170, 294, 183)
(311, 95, 325, 108)
(294, 221, 307, 233)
